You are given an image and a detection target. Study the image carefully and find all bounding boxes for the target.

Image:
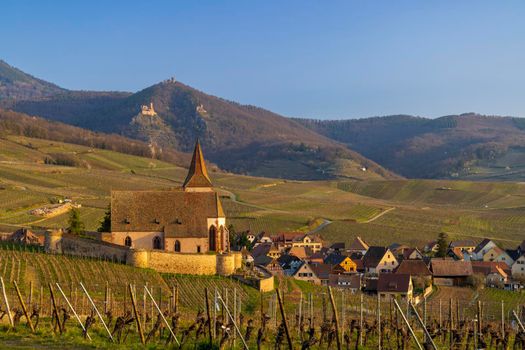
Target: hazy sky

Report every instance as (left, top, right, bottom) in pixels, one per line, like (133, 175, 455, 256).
(2, 1, 525, 119)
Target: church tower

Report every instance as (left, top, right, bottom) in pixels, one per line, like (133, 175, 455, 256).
(183, 140, 213, 192)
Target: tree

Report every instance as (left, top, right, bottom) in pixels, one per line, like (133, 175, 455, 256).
(436, 232, 449, 258)
(97, 204, 111, 232)
(68, 208, 85, 235)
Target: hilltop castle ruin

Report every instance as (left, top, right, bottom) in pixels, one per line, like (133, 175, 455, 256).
(141, 102, 156, 116)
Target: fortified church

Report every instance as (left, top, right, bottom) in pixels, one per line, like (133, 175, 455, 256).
(110, 141, 229, 253)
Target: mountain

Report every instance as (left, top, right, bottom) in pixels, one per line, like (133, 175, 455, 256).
(0, 60, 66, 100)
(296, 113, 525, 179)
(0, 60, 395, 180)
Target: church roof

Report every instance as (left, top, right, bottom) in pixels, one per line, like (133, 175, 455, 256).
(111, 190, 224, 238)
(183, 140, 213, 189)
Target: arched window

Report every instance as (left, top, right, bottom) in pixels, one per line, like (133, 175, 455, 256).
(174, 240, 181, 252)
(124, 236, 132, 247)
(209, 226, 217, 251)
(153, 236, 162, 250)
(219, 225, 226, 252)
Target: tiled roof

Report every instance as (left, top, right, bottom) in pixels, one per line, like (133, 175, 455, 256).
(324, 253, 347, 265)
(251, 243, 273, 258)
(363, 246, 389, 268)
(431, 259, 473, 277)
(111, 190, 224, 238)
(471, 261, 510, 276)
(310, 263, 332, 280)
(473, 238, 493, 254)
(348, 236, 369, 251)
(378, 274, 411, 293)
(329, 274, 361, 288)
(395, 260, 431, 276)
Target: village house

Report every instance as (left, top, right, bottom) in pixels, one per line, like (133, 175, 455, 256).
(271, 233, 322, 252)
(293, 262, 320, 284)
(254, 256, 284, 276)
(402, 247, 424, 260)
(250, 243, 272, 259)
(431, 259, 473, 286)
(449, 240, 476, 253)
(277, 254, 302, 276)
(310, 263, 332, 285)
(306, 251, 325, 264)
(471, 261, 509, 287)
(482, 246, 514, 267)
(362, 246, 398, 274)
(511, 255, 525, 280)
(472, 238, 497, 260)
(288, 246, 310, 260)
(347, 236, 369, 255)
(377, 274, 413, 301)
(394, 259, 432, 277)
(424, 241, 439, 254)
(110, 141, 229, 253)
(329, 274, 361, 292)
(324, 253, 357, 273)
(328, 242, 345, 254)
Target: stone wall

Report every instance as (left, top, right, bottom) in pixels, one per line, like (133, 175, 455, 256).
(125, 250, 239, 276)
(45, 230, 129, 262)
(45, 230, 242, 276)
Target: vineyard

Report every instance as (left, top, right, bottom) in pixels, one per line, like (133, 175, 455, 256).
(0, 247, 523, 348)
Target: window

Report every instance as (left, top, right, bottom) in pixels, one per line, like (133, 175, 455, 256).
(209, 226, 217, 251)
(124, 236, 132, 247)
(174, 240, 181, 252)
(153, 236, 162, 250)
(197, 245, 201, 253)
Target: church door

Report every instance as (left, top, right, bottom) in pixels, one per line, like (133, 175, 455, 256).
(209, 226, 217, 251)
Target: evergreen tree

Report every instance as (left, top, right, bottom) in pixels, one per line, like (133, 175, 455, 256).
(97, 204, 111, 232)
(68, 208, 85, 235)
(436, 232, 449, 257)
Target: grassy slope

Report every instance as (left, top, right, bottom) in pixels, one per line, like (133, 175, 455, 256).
(1, 135, 525, 248)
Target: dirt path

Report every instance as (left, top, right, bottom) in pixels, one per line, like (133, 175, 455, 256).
(306, 219, 332, 235)
(361, 207, 396, 223)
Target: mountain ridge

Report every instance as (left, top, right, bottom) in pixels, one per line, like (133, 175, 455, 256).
(0, 60, 395, 181)
(296, 113, 525, 179)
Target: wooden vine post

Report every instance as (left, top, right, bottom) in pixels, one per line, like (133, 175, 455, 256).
(205, 287, 213, 345)
(276, 288, 293, 350)
(0, 277, 13, 327)
(128, 283, 145, 345)
(14, 281, 34, 332)
(328, 286, 342, 350)
(49, 283, 63, 334)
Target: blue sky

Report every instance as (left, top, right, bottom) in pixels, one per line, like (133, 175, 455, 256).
(2, 1, 525, 119)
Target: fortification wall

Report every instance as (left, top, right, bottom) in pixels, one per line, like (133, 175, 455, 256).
(44, 231, 240, 276)
(125, 250, 238, 276)
(44, 230, 129, 262)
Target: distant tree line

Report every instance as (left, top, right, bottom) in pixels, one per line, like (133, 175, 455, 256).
(0, 109, 188, 165)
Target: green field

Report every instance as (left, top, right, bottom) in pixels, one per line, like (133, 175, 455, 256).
(1, 135, 525, 249)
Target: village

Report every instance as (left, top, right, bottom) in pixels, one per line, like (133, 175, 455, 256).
(239, 231, 525, 302)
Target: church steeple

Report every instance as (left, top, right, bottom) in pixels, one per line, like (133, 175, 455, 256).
(183, 140, 213, 191)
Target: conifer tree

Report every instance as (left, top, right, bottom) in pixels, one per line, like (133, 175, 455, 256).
(98, 204, 111, 232)
(68, 208, 85, 235)
(436, 232, 449, 257)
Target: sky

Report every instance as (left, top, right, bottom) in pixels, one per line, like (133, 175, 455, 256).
(2, 0, 525, 119)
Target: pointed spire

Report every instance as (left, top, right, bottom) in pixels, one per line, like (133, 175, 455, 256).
(183, 140, 213, 190)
